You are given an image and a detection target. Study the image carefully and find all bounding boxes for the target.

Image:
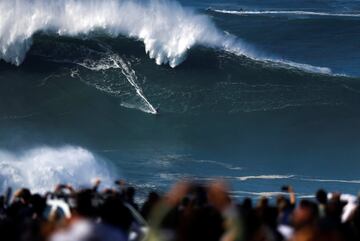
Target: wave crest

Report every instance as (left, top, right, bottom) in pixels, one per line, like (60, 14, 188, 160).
(0, 0, 223, 68)
(0, 0, 334, 74)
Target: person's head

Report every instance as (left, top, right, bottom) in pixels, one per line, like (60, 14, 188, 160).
(257, 196, 268, 209)
(207, 180, 231, 212)
(177, 202, 224, 241)
(325, 193, 346, 221)
(316, 189, 328, 205)
(191, 183, 207, 207)
(0, 195, 4, 209)
(13, 188, 31, 204)
(125, 187, 135, 201)
(276, 195, 290, 211)
(74, 189, 96, 218)
(100, 196, 133, 233)
(242, 197, 253, 210)
(147, 191, 160, 202)
(292, 200, 319, 229)
(31, 194, 47, 218)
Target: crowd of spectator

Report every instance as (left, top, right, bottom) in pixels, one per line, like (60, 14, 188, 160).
(0, 179, 359, 241)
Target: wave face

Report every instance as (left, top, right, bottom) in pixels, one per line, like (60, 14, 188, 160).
(0, 146, 115, 193)
(0, 0, 333, 74)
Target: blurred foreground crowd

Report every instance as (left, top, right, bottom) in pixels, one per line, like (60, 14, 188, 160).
(0, 179, 359, 241)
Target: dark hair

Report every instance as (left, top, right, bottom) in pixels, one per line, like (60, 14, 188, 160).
(100, 196, 133, 233)
(316, 189, 327, 205)
(125, 187, 135, 198)
(30, 194, 47, 218)
(75, 189, 97, 217)
(15, 188, 31, 203)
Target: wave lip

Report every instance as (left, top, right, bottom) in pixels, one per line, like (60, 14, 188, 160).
(0, 0, 222, 68)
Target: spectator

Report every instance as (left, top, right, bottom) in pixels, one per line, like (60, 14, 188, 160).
(0, 179, 358, 241)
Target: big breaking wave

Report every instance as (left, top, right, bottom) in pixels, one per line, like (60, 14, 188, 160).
(0, 146, 116, 193)
(0, 0, 333, 74)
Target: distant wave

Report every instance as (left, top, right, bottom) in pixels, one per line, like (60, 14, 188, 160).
(231, 191, 315, 199)
(0, 113, 39, 121)
(235, 175, 360, 184)
(300, 178, 360, 184)
(212, 9, 360, 18)
(0, 146, 115, 193)
(0, 0, 335, 75)
(187, 159, 242, 170)
(236, 175, 295, 181)
(151, 154, 243, 170)
(231, 190, 287, 197)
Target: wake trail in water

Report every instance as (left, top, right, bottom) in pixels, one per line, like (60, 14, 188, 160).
(0, 0, 334, 75)
(78, 52, 157, 114)
(116, 57, 158, 114)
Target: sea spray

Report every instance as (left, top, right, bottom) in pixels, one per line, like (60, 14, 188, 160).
(0, 146, 115, 193)
(0, 0, 222, 67)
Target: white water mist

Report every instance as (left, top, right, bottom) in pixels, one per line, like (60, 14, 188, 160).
(0, 0, 225, 67)
(0, 146, 115, 193)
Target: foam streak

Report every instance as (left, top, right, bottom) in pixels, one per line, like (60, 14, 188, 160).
(213, 9, 360, 18)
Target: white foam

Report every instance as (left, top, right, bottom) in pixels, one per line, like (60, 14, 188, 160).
(236, 175, 295, 181)
(0, 0, 334, 75)
(213, 9, 360, 18)
(0, 0, 221, 68)
(231, 190, 286, 197)
(300, 178, 360, 184)
(0, 146, 116, 194)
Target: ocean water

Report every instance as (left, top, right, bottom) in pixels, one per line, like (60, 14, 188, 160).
(1, 0, 360, 199)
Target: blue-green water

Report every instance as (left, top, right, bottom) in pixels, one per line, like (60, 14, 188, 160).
(0, 0, 360, 199)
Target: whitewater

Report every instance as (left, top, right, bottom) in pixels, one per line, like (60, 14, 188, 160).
(0, 0, 333, 74)
(212, 9, 360, 18)
(0, 146, 116, 193)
